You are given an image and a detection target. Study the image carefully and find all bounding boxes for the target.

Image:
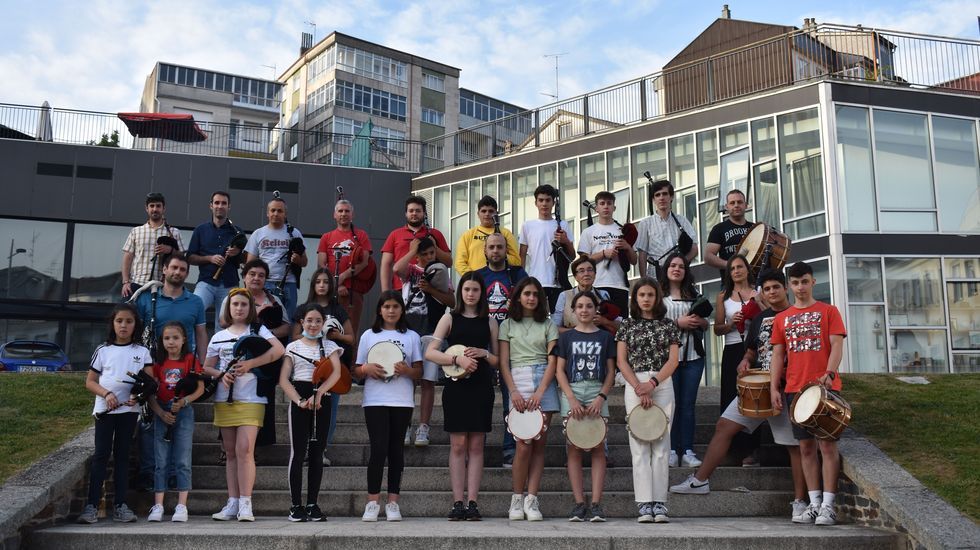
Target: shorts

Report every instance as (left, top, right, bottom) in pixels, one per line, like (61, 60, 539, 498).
(559, 379, 609, 418)
(421, 334, 442, 382)
(510, 363, 560, 413)
(213, 402, 265, 428)
(785, 391, 843, 441)
(720, 396, 798, 446)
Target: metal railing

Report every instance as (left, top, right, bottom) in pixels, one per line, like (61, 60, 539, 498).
(423, 23, 980, 173)
(0, 103, 424, 172)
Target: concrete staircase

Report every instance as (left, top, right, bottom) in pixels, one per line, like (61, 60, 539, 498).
(27, 385, 905, 549)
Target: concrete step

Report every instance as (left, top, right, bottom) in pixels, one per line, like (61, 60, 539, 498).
(185, 465, 795, 492)
(30, 517, 905, 550)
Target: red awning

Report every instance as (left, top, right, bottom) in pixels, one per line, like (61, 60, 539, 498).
(117, 112, 208, 143)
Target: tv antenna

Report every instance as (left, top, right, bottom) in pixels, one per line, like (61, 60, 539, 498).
(260, 64, 277, 79)
(304, 20, 317, 43)
(541, 52, 568, 101)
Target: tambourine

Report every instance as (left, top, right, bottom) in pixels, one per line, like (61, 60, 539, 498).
(563, 415, 608, 450)
(440, 344, 471, 381)
(506, 408, 547, 444)
(625, 404, 668, 442)
(366, 341, 404, 382)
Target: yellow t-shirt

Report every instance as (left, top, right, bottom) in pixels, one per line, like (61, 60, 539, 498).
(454, 225, 522, 275)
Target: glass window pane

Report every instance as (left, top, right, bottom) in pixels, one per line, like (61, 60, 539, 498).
(785, 258, 831, 304)
(947, 282, 979, 350)
(451, 216, 469, 256)
(607, 148, 629, 192)
(847, 305, 888, 373)
(719, 147, 750, 209)
(669, 135, 696, 190)
(944, 257, 979, 279)
(559, 160, 578, 226)
(539, 163, 557, 189)
(884, 258, 944, 326)
(835, 106, 878, 231)
(514, 168, 538, 231)
(434, 185, 451, 235)
(1, 218, 66, 301)
(697, 130, 719, 200)
(779, 108, 824, 223)
(720, 123, 748, 153)
(699, 279, 723, 385)
(783, 215, 826, 241)
(873, 110, 934, 209)
(65, 320, 104, 370)
(481, 176, 497, 203)
(753, 160, 780, 226)
(468, 179, 481, 224)
(698, 200, 721, 260)
(879, 211, 937, 232)
(932, 116, 980, 232)
(889, 329, 948, 373)
(499, 173, 512, 220)
(70, 224, 133, 303)
(452, 182, 468, 217)
(631, 140, 667, 220)
(751, 118, 776, 162)
(581, 153, 605, 206)
(952, 354, 980, 372)
(846, 257, 884, 302)
(0, 319, 60, 352)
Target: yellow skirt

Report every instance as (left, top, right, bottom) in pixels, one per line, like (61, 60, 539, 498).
(213, 402, 265, 428)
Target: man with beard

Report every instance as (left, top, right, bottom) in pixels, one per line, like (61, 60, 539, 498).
(705, 189, 754, 278)
(454, 195, 521, 276)
(121, 193, 182, 298)
(317, 199, 372, 335)
(245, 197, 308, 319)
(380, 196, 451, 292)
(187, 191, 244, 331)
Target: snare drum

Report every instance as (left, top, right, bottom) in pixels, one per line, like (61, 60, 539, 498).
(441, 344, 470, 381)
(563, 415, 607, 450)
(737, 224, 791, 278)
(737, 370, 776, 418)
(625, 404, 668, 442)
(790, 382, 852, 440)
(366, 341, 404, 382)
(506, 409, 547, 444)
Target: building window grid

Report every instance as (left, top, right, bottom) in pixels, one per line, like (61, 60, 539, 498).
(158, 63, 280, 108)
(421, 108, 445, 127)
(336, 45, 407, 87)
(307, 45, 337, 84)
(422, 72, 445, 92)
(307, 81, 335, 118)
(335, 80, 407, 122)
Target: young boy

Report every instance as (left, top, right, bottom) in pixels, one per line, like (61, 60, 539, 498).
(519, 184, 574, 313)
(770, 261, 847, 526)
(578, 191, 636, 315)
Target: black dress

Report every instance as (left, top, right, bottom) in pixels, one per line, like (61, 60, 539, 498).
(442, 313, 495, 433)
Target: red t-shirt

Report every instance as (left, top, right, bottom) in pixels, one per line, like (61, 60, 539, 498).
(153, 353, 203, 402)
(380, 225, 450, 288)
(771, 301, 846, 394)
(317, 227, 373, 273)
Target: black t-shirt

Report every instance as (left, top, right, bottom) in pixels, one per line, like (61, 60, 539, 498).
(745, 307, 778, 371)
(707, 219, 754, 262)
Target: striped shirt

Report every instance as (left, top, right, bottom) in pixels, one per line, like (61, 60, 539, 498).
(663, 295, 703, 362)
(122, 222, 183, 285)
(285, 338, 341, 382)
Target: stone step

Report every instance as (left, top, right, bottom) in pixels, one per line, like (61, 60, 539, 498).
(30, 517, 905, 550)
(185, 465, 794, 492)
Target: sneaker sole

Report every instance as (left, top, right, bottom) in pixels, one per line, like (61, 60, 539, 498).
(669, 486, 709, 495)
(362, 517, 379, 522)
(172, 517, 187, 522)
(815, 519, 836, 526)
(792, 517, 815, 524)
(509, 513, 525, 520)
(568, 517, 585, 522)
(638, 515, 654, 523)
(212, 515, 235, 521)
(526, 515, 543, 521)
(288, 517, 306, 522)
(237, 516, 255, 522)
(590, 517, 606, 522)
(147, 518, 162, 522)
(77, 518, 97, 525)
(655, 516, 670, 523)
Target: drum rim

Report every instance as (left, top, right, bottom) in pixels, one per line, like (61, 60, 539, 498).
(625, 404, 668, 441)
(564, 415, 607, 449)
(507, 409, 545, 439)
(792, 382, 826, 424)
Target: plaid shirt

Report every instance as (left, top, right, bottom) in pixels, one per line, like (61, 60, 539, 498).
(122, 222, 183, 284)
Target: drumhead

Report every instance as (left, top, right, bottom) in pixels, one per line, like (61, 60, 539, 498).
(626, 405, 668, 442)
(507, 409, 545, 441)
(441, 344, 469, 379)
(738, 224, 767, 257)
(367, 341, 403, 378)
(740, 374, 771, 384)
(793, 384, 824, 423)
(564, 416, 606, 450)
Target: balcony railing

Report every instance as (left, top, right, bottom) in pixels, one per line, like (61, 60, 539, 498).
(0, 104, 424, 172)
(423, 22, 980, 173)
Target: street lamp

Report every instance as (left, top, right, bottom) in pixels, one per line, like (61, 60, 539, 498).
(7, 240, 27, 299)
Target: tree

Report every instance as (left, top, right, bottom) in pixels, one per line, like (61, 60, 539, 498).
(87, 130, 120, 147)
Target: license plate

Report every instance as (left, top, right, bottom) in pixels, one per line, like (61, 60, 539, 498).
(20, 366, 47, 373)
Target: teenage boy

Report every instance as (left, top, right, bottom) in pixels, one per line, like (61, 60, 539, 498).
(577, 191, 635, 315)
(635, 180, 698, 280)
(519, 185, 574, 313)
(455, 195, 521, 276)
(770, 261, 847, 527)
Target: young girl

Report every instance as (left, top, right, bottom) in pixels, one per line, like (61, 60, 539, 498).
(354, 290, 423, 522)
(145, 321, 204, 522)
(498, 277, 559, 521)
(662, 252, 709, 469)
(616, 277, 681, 523)
(426, 272, 499, 521)
(553, 292, 616, 523)
(714, 254, 759, 466)
(204, 288, 285, 522)
(280, 303, 343, 522)
(77, 304, 151, 524)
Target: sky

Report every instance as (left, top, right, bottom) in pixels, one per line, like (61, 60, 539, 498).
(1, 0, 979, 114)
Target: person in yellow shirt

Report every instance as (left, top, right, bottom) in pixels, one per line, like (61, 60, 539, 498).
(455, 196, 521, 276)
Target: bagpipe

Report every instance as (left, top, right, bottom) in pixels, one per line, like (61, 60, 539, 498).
(164, 373, 202, 442)
(201, 332, 273, 402)
(335, 186, 377, 294)
(287, 341, 352, 443)
(151, 219, 180, 282)
(642, 172, 694, 283)
(128, 280, 163, 357)
(270, 190, 306, 301)
(582, 199, 638, 287)
(551, 197, 573, 290)
(96, 370, 159, 429)
(211, 223, 247, 281)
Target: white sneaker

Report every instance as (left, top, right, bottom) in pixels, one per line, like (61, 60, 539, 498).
(237, 498, 254, 522)
(815, 505, 837, 526)
(212, 498, 238, 521)
(793, 502, 820, 524)
(362, 501, 381, 522)
(508, 494, 525, 520)
(524, 494, 543, 521)
(414, 424, 430, 446)
(668, 449, 679, 467)
(404, 427, 412, 446)
(172, 504, 188, 522)
(681, 450, 702, 468)
(147, 504, 164, 522)
(652, 502, 670, 523)
(791, 500, 808, 522)
(385, 502, 402, 522)
(669, 474, 710, 494)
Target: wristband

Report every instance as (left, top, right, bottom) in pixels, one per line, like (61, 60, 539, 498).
(104, 391, 113, 399)
(452, 355, 457, 366)
(597, 392, 607, 400)
(825, 371, 837, 381)
(650, 378, 659, 388)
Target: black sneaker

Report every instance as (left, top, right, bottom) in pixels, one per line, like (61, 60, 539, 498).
(306, 503, 324, 522)
(465, 500, 482, 521)
(448, 500, 466, 521)
(288, 505, 307, 522)
(589, 502, 606, 522)
(569, 502, 589, 522)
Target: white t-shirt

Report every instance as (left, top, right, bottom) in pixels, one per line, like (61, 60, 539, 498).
(285, 338, 341, 383)
(90, 343, 152, 415)
(356, 328, 422, 408)
(578, 221, 628, 290)
(244, 224, 303, 283)
(519, 218, 574, 288)
(207, 325, 276, 404)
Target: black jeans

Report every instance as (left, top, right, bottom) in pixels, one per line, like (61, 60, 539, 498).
(87, 412, 138, 507)
(287, 381, 330, 506)
(364, 406, 413, 495)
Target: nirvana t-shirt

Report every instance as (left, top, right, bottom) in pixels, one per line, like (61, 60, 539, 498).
(745, 308, 779, 371)
(477, 265, 529, 323)
(707, 219, 754, 262)
(552, 328, 616, 383)
(771, 301, 846, 394)
(90, 343, 152, 415)
(356, 328, 423, 408)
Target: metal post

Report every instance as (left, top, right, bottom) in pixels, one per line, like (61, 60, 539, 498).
(639, 78, 648, 122)
(534, 109, 540, 148)
(491, 122, 498, 158)
(583, 95, 590, 135)
(706, 59, 715, 104)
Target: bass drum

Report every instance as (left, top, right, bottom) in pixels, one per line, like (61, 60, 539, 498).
(737, 224, 791, 279)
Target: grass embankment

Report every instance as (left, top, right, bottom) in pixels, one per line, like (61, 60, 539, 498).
(0, 373, 93, 484)
(845, 374, 979, 523)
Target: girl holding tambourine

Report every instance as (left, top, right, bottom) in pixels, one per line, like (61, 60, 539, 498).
(615, 277, 681, 524)
(498, 276, 559, 521)
(425, 271, 499, 521)
(353, 290, 423, 522)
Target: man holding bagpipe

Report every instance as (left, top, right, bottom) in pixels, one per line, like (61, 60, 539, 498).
(121, 192, 182, 299)
(245, 195, 308, 320)
(187, 191, 246, 331)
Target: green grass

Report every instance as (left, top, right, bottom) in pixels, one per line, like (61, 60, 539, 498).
(845, 374, 980, 523)
(0, 373, 94, 484)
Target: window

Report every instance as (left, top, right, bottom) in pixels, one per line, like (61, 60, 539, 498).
(422, 72, 445, 92)
(70, 224, 135, 303)
(1, 218, 66, 301)
(308, 46, 336, 83)
(884, 258, 944, 327)
(778, 108, 825, 239)
(631, 140, 667, 220)
(307, 81, 335, 118)
(421, 108, 445, 126)
(719, 147, 750, 208)
(835, 106, 877, 231)
(873, 110, 936, 230)
(335, 80, 407, 121)
(751, 117, 776, 162)
(423, 143, 444, 160)
(336, 45, 407, 86)
(932, 116, 980, 232)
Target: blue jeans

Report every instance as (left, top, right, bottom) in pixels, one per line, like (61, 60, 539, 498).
(152, 403, 194, 492)
(194, 281, 232, 332)
(265, 281, 298, 320)
(670, 357, 705, 454)
(327, 393, 340, 444)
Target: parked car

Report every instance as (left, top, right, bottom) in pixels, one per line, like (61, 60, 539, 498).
(0, 340, 71, 372)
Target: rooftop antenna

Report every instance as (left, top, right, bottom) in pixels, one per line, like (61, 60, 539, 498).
(304, 20, 317, 43)
(541, 52, 568, 101)
(260, 64, 277, 80)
